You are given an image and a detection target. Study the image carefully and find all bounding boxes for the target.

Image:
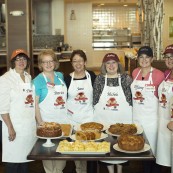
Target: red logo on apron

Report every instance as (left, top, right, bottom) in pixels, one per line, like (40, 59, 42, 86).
(133, 91, 145, 103)
(106, 97, 119, 108)
(159, 93, 167, 107)
(25, 94, 34, 106)
(54, 96, 65, 106)
(74, 92, 88, 102)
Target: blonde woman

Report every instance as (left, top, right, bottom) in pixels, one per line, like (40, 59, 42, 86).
(33, 49, 69, 173)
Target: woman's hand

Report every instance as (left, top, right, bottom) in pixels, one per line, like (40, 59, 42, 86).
(8, 126, 16, 141)
(167, 121, 173, 131)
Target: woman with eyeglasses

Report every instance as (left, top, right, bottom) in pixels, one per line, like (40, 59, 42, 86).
(93, 53, 133, 173)
(64, 49, 96, 173)
(156, 44, 173, 170)
(131, 46, 164, 173)
(33, 49, 69, 173)
(0, 49, 37, 173)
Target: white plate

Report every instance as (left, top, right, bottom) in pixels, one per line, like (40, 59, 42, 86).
(57, 150, 109, 155)
(74, 124, 109, 131)
(37, 132, 64, 139)
(105, 124, 143, 137)
(70, 133, 108, 141)
(113, 143, 151, 154)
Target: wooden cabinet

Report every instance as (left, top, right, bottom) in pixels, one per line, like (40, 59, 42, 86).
(0, 54, 7, 76)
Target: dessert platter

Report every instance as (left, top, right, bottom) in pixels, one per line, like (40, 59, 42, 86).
(56, 140, 110, 154)
(113, 134, 150, 153)
(37, 122, 64, 147)
(106, 123, 143, 137)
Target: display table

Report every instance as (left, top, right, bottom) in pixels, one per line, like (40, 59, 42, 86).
(27, 133, 154, 161)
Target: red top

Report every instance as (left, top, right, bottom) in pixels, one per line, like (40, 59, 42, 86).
(132, 67, 165, 97)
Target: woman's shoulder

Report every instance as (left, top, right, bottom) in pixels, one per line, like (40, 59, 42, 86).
(33, 73, 44, 85)
(132, 67, 140, 78)
(86, 70, 96, 76)
(152, 68, 164, 76)
(55, 71, 63, 78)
(164, 69, 171, 77)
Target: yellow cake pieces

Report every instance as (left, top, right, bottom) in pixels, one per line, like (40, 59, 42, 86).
(57, 140, 110, 152)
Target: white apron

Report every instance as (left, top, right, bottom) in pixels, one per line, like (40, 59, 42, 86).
(156, 72, 173, 167)
(94, 74, 132, 125)
(94, 74, 132, 164)
(2, 81, 36, 162)
(39, 73, 69, 124)
(131, 68, 158, 155)
(67, 71, 94, 125)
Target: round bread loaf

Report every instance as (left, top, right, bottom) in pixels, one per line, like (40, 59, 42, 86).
(37, 122, 62, 137)
(118, 134, 145, 151)
(108, 123, 137, 135)
(80, 122, 104, 131)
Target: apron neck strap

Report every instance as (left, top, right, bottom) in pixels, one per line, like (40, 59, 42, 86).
(43, 72, 64, 85)
(105, 73, 121, 86)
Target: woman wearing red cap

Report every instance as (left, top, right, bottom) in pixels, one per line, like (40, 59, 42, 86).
(93, 53, 133, 173)
(131, 46, 164, 173)
(0, 49, 37, 173)
(156, 44, 173, 169)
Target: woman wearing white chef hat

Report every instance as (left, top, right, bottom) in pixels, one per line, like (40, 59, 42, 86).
(0, 49, 37, 173)
(156, 44, 173, 169)
(93, 53, 133, 173)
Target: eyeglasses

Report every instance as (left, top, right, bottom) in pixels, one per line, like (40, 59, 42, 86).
(15, 57, 27, 62)
(72, 60, 84, 64)
(164, 55, 173, 60)
(42, 60, 54, 64)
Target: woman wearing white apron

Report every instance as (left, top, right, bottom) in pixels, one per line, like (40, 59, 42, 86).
(65, 50, 96, 173)
(131, 46, 164, 173)
(93, 53, 133, 173)
(33, 50, 69, 173)
(0, 49, 37, 173)
(156, 44, 173, 168)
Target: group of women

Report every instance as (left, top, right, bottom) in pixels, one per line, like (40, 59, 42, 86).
(0, 44, 173, 173)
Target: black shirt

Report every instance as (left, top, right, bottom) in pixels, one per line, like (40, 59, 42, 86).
(64, 70, 96, 89)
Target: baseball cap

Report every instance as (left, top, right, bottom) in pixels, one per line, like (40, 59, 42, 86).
(137, 46, 153, 57)
(163, 44, 173, 54)
(11, 49, 29, 60)
(103, 53, 120, 63)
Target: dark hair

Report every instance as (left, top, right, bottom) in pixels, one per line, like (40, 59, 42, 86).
(10, 53, 30, 70)
(70, 49, 87, 62)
